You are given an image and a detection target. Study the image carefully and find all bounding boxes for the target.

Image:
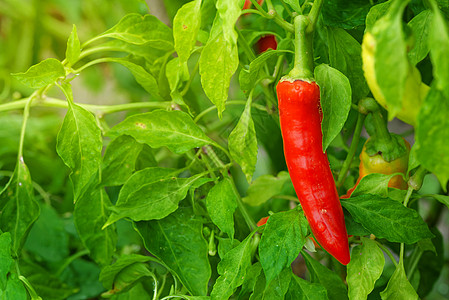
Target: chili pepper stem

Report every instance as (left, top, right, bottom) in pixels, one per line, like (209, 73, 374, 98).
(337, 112, 366, 189)
(286, 15, 314, 81)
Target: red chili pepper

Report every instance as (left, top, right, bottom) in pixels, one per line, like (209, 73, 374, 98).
(256, 216, 269, 227)
(277, 80, 350, 265)
(256, 35, 277, 53)
(243, 0, 264, 10)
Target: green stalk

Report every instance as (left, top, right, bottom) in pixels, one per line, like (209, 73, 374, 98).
(306, 0, 324, 32)
(336, 113, 366, 189)
(0, 97, 172, 114)
(286, 15, 314, 81)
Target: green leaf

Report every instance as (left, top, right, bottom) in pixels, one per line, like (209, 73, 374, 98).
(408, 10, 432, 66)
(286, 275, 328, 300)
(283, 0, 302, 14)
(427, 194, 449, 209)
(327, 27, 369, 102)
(173, 0, 202, 64)
(239, 262, 263, 297)
(366, 2, 391, 32)
(24, 204, 69, 262)
(210, 233, 254, 300)
(350, 173, 399, 198)
(259, 210, 307, 285)
(380, 260, 419, 300)
(101, 262, 153, 297)
(243, 171, 290, 206)
(104, 170, 202, 227)
(322, 0, 372, 29)
(416, 227, 444, 297)
(108, 57, 164, 101)
(135, 208, 211, 296)
(239, 50, 281, 94)
(416, 87, 449, 189)
(347, 237, 385, 300)
(0, 232, 13, 290)
(302, 251, 348, 300)
(371, 0, 410, 119)
(108, 282, 151, 300)
(75, 184, 117, 266)
(101, 135, 143, 187)
(66, 25, 81, 67)
(341, 195, 434, 243)
(0, 159, 40, 254)
(0, 273, 27, 299)
(216, 0, 242, 44)
(56, 95, 102, 201)
(228, 97, 258, 182)
(11, 58, 65, 89)
(108, 110, 213, 154)
(101, 14, 174, 50)
(199, 21, 238, 117)
(249, 267, 291, 300)
(429, 3, 449, 100)
(100, 254, 152, 290)
(314, 64, 351, 152)
(206, 178, 238, 239)
(18, 261, 76, 299)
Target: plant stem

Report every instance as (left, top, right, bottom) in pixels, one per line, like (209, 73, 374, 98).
(307, 0, 324, 32)
(230, 175, 257, 231)
(55, 249, 90, 276)
(287, 15, 313, 81)
(336, 113, 366, 189)
(0, 97, 172, 114)
(194, 100, 267, 123)
(375, 241, 398, 267)
(72, 57, 116, 73)
(17, 94, 36, 159)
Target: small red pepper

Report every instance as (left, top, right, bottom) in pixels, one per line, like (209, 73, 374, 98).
(256, 35, 277, 53)
(243, 0, 264, 10)
(277, 80, 350, 265)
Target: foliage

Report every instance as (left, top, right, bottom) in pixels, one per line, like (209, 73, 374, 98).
(0, 0, 448, 299)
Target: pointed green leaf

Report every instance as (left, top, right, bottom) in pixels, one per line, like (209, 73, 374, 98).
(416, 87, 449, 189)
(135, 208, 211, 296)
(347, 237, 385, 300)
(108, 110, 213, 154)
(104, 169, 202, 227)
(101, 14, 173, 50)
(66, 25, 81, 67)
(210, 233, 254, 300)
(206, 178, 238, 239)
(0, 159, 40, 254)
(243, 171, 290, 206)
(302, 251, 348, 300)
(408, 10, 432, 66)
(75, 184, 117, 266)
(259, 210, 308, 286)
(199, 23, 238, 116)
(315, 64, 351, 152)
(56, 99, 102, 201)
(380, 260, 419, 300)
(286, 276, 328, 300)
(11, 58, 65, 89)
(228, 98, 258, 182)
(0, 273, 27, 299)
(371, 0, 410, 119)
(0, 232, 13, 290)
(327, 27, 369, 102)
(342, 195, 434, 243)
(101, 135, 143, 187)
(216, 0, 242, 44)
(429, 3, 449, 99)
(173, 0, 202, 64)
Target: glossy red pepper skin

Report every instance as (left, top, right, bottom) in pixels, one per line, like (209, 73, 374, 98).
(277, 79, 350, 265)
